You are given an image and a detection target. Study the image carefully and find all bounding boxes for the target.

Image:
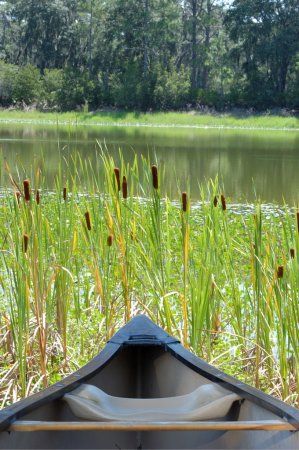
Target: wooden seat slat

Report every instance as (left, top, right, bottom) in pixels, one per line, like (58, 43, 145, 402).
(10, 420, 296, 432)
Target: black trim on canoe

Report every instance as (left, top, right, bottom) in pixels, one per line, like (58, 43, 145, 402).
(0, 315, 298, 431)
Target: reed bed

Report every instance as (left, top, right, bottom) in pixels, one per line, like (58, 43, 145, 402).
(0, 151, 298, 408)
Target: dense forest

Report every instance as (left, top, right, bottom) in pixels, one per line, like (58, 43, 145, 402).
(0, 0, 298, 111)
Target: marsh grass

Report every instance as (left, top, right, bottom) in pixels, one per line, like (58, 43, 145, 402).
(0, 150, 298, 408)
(0, 110, 298, 130)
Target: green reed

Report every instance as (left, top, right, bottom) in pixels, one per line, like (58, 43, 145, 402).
(0, 150, 298, 407)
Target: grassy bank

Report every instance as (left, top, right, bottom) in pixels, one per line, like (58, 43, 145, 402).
(0, 151, 298, 408)
(0, 109, 298, 130)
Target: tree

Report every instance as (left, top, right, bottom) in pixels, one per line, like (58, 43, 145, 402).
(225, 0, 299, 107)
(6, 0, 87, 71)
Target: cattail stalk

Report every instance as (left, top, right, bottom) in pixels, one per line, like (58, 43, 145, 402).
(213, 196, 218, 207)
(221, 194, 226, 211)
(63, 187, 67, 201)
(151, 165, 158, 189)
(290, 248, 295, 259)
(85, 211, 91, 231)
(114, 168, 121, 191)
(297, 212, 299, 233)
(23, 179, 30, 202)
(15, 191, 21, 205)
(36, 190, 40, 205)
(122, 176, 128, 199)
(107, 235, 113, 246)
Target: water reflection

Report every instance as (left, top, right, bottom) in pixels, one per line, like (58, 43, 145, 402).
(0, 124, 298, 202)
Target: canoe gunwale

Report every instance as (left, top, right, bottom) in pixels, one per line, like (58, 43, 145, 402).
(0, 315, 298, 432)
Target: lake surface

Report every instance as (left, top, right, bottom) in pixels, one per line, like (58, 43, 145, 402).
(0, 123, 298, 202)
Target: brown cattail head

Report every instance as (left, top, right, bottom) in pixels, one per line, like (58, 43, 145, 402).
(221, 194, 226, 211)
(23, 179, 30, 202)
(84, 211, 91, 231)
(107, 234, 113, 247)
(151, 165, 158, 190)
(36, 190, 40, 205)
(290, 248, 295, 259)
(114, 167, 121, 191)
(23, 234, 29, 253)
(63, 187, 67, 201)
(297, 212, 299, 233)
(213, 196, 218, 207)
(277, 266, 284, 279)
(122, 176, 128, 199)
(182, 192, 188, 212)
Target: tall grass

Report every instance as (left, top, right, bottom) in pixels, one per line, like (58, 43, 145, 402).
(0, 110, 298, 130)
(0, 150, 298, 407)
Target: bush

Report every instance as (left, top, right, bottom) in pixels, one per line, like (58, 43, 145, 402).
(57, 69, 96, 111)
(153, 63, 190, 109)
(109, 63, 143, 109)
(196, 89, 226, 109)
(42, 69, 64, 109)
(13, 65, 42, 105)
(285, 59, 299, 109)
(0, 61, 18, 106)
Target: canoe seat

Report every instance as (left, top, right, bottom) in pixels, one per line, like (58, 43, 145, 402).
(64, 383, 241, 422)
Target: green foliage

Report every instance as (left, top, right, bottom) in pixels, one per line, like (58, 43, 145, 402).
(0, 152, 298, 406)
(0, 61, 42, 106)
(0, 61, 18, 106)
(109, 63, 143, 109)
(225, 0, 299, 108)
(154, 63, 191, 109)
(0, 0, 298, 110)
(13, 65, 42, 105)
(42, 69, 64, 109)
(57, 70, 96, 111)
(196, 89, 224, 109)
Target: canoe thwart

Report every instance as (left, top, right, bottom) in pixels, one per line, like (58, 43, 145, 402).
(9, 420, 296, 432)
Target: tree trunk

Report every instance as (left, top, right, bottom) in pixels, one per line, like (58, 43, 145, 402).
(191, 0, 198, 92)
(202, 0, 211, 89)
(88, 0, 94, 78)
(143, 0, 149, 78)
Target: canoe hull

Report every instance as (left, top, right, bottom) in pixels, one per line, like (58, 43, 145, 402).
(0, 316, 298, 449)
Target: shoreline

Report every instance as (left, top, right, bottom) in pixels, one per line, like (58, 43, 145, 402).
(0, 119, 298, 132)
(0, 110, 298, 131)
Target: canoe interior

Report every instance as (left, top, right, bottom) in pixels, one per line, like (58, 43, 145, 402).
(0, 345, 298, 449)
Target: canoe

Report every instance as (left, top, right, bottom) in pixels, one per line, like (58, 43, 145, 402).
(0, 315, 298, 449)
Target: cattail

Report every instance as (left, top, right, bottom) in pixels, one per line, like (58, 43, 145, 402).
(23, 179, 30, 202)
(213, 196, 218, 207)
(36, 190, 40, 205)
(63, 187, 67, 201)
(84, 211, 91, 231)
(107, 234, 113, 246)
(290, 248, 295, 259)
(23, 234, 29, 253)
(277, 266, 284, 279)
(221, 194, 226, 211)
(182, 192, 188, 212)
(297, 212, 299, 233)
(114, 168, 121, 191)
(15, 191, 21, 205)
(122, 176, 128, 199)
(151, 165, 158, 190)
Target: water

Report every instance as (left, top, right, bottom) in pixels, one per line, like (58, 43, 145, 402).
(0, 123, 298, 202)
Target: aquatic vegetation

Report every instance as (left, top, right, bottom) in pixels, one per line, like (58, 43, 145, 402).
(0, 151, 298, 408)
(0, 110, 298, 130)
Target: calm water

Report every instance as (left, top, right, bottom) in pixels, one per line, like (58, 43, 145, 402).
(0, 124, 298, 202)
